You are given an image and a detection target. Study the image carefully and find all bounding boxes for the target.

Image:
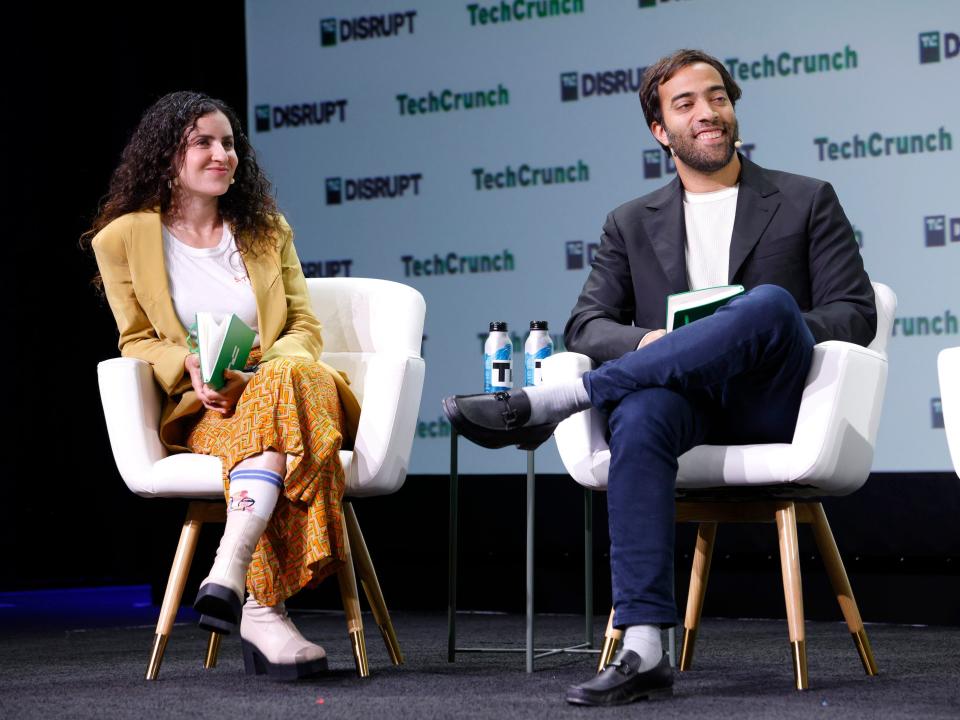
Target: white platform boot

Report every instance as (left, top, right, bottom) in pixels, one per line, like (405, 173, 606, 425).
(194, 511, 269, 628)
(240, 597, 328, 679)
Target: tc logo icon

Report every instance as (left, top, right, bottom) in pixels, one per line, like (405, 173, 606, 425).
(320, 18, 338, 47)
(643, 150, 662, 178)
(325, 178, 342, 205)
(255, 105, 270, 132)
(919, 31, 959, 63)
(565, 240, 598, 269)
(560, 72, 579, 102)
(932, 398, 944, 428)
(924, 215, 960, 247)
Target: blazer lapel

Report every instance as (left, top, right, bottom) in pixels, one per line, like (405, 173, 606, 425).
(728, 157, 781, 283)
(243, 244, 282, 347)
(640, 176, 688, 293)
(130, 212, 189, 342)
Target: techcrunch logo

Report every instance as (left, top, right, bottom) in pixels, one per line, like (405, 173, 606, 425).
(643, 144, 755, 178)
(255, 101, 347, 132)
(417, 415, 452, 439)
(814, 127, 952, 161)
(325, 174, 422, 205)
(473, 160, 589, 190)
(919, 31, 958, 63)
(561, 66, 647, 102)
(301, 259, 353, 277)
(924, 214, 960, 247)
(467, 0, 584, 27)
(724, 45, 857, 81)
(892, 310, 958, 337)
(397, 84, 509, 116)
(320, 11, 416, 47)
(401, 250, 515, 277)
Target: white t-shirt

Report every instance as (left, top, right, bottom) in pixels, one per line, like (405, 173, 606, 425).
(162, 224, 261, 347)
(683, 184, 739, 290)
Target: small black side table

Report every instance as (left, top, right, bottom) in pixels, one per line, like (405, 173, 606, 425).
(446, 429, 597, 672)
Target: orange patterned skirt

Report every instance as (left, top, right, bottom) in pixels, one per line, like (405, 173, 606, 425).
(186, 353, 346, 606)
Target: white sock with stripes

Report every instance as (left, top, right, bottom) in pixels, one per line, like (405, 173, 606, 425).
(227, 467, 283, 521)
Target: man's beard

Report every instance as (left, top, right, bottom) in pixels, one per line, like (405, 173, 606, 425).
(665, 118, 739, 174)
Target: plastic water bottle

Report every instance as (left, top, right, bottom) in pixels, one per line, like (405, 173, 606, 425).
(484, 321, 513, 393)
(524, 321, 553, 387)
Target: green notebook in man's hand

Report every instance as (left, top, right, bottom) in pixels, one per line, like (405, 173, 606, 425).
(666, 285, 745, 332)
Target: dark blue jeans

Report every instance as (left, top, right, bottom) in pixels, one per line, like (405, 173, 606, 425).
(582, 285, 815, 628)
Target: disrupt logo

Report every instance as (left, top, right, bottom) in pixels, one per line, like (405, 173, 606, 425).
(255, 100, 347, 132)
(467, 0, 584, 27)
(814, 127, 953, 161)
(320, 11, 416, 47)
(325, 174, 422, 205)
(642, 144, 756, 179)
(919, 31, 959, 63)
(301, 259, 353, 277)
(560, 67, 647, 102)
(932, 398, 944, 429)
(924, 215, 960, 247)
(724, 46, 857, 82)
(401, 250, 515, 277)
(565, 240, 599, 269)
(473, 160, 589, 190)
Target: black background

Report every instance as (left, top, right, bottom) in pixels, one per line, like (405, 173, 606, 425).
(8, 7, 958, 626)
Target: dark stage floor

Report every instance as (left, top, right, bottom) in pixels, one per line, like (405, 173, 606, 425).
(1, 591, 958, 719)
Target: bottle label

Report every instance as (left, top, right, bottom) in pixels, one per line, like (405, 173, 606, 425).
(484, 344, 513, 393)
(525, 346, 552, 387)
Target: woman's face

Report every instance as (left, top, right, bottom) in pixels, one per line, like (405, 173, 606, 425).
(175, 110, 238, 202)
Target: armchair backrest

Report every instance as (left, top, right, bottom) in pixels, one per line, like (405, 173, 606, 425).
(867, 282, 896, 356)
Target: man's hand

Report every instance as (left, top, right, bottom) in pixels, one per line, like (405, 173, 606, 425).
(184, 354, 252, 415)
(639, 329, 667, 349)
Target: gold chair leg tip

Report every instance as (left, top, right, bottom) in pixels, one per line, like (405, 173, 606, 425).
(350, 629, 370, 678)
(145, 634, 169, 681)
(791, 640, 809, 690)
(678, 627, 697, 672)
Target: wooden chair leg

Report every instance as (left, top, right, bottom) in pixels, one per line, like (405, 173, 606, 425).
(336, 512, 369, 678)
(344, 502, 403, 666)
(597, 607, 623, 673)
(203, 632, 222, 669)
(147, 501, 219, 680)
(808, 503, 878, 676)
(679, 521, 717, 672)
(775, 502, 808, 690)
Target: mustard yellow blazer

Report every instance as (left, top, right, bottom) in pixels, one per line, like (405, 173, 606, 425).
(92, 211, 360, 452)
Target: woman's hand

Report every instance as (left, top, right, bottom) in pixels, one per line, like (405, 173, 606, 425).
(184, 354, 253, 415)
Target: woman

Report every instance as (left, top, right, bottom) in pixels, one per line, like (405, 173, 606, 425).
(83, 91, 360, 680)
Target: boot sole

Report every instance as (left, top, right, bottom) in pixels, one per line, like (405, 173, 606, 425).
(241, 638, 329, 680)
(198, 613, 236, 635)
(194, 583, 242, 626)
(566, 684, 673, 706)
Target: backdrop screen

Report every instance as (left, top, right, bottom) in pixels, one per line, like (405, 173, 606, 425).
(246, 0, 959, 473)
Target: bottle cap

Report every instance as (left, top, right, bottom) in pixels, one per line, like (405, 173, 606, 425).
(529, 320, 549, 330)
(489, 321, 508, 331)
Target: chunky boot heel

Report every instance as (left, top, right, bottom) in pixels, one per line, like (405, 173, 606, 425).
(240, 598, 329, 680)
(194, 583, 243, 626)
(198, 612, 237, 635)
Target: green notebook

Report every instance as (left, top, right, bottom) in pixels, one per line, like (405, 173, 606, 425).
(195, 312, 256, 389)
(666, 285, 745, 332)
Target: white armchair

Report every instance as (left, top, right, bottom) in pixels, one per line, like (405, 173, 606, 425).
(542, 282, 896, 690)
(97, 278, 425, 680)
(938, 347, 960, 478)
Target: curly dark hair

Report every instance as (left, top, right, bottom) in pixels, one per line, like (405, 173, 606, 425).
(82, 90, 280, 257)
(639, 49, 742, 152)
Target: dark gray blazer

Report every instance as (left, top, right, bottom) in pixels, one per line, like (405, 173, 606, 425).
(564, 156, 877, 363)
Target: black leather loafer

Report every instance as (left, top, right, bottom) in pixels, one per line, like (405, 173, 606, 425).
(442, 391, 557, 450)
(566, 650, 673, 706)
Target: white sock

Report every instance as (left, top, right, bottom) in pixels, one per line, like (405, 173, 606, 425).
(228, 468, 283, 521)
(621, 625, 663, 672)
(525, 378, 592, 425)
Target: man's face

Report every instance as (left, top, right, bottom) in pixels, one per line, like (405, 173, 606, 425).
(651, 63, 739, 175)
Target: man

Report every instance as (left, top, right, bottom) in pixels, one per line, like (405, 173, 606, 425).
(442, 49, 875, 705)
